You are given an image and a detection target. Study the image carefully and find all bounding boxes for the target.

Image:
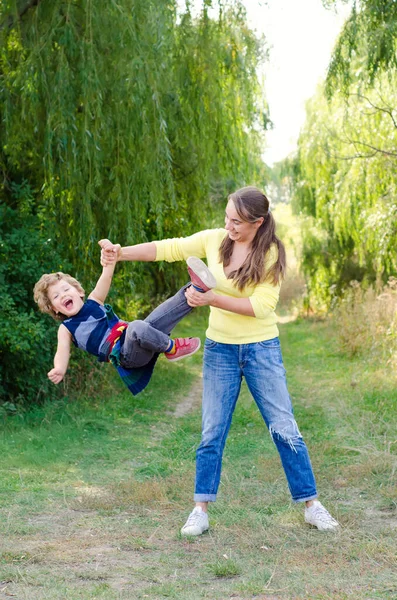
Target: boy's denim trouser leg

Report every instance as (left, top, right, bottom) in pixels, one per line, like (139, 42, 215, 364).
(120, 284, 192, 369)
(194, 338, 318, 503)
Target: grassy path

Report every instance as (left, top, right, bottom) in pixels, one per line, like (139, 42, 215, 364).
(1, 313, 396, 599)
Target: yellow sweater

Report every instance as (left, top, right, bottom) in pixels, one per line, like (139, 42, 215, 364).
(155, 228, 280, 344)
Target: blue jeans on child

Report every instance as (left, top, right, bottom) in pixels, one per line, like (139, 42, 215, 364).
(194, 337, 318, 503)
(120, 284, 192, 369)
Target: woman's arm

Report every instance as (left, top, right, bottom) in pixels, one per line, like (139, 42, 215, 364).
(119, 242, 157, 262)
(185, 275, 280, 318)
(99, 239, 156, 266)
(48, 325, 72, 384)
(185, 287, 255, 317)
(99, 230, 212, 266)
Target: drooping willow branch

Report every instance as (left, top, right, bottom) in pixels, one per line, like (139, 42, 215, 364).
(0, 0, 41, 31)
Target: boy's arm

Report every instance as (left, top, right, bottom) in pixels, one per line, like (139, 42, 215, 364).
(88, 244, 121, 305)
(48, 325, 72, 384)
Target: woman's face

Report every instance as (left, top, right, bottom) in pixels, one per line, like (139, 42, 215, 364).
(224, 199, 263, 244)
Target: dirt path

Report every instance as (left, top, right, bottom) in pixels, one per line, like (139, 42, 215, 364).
(170, 377, 202, 418)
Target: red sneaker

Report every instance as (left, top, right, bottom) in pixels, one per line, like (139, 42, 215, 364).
(186, 257, 216, 292)
(165, 337, 201, 362)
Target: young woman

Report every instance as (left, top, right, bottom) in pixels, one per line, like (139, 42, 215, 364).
(100, 186, 339, 533)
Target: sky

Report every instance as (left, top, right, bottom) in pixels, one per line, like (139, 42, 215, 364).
(177, 0, 352, 166)
(242, 0, 351, 165)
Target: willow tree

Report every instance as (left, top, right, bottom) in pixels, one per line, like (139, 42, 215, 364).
(324, 0, 397, 95)
(0, 0, 266, 284)
(291, 72, 397, 306)
(0, 0, 267, 405)
(283, 1, 397, 308)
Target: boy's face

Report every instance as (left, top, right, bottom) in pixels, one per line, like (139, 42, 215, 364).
(48, 279, 84, 318)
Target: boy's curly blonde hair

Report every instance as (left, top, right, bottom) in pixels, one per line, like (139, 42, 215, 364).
(33, 272, 85, 321)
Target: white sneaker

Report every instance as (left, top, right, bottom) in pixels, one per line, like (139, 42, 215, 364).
(181, 506, 209, 536)
(304, 500, 339, 531)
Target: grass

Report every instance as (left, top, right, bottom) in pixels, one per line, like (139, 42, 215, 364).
(1, 310, 397, 599)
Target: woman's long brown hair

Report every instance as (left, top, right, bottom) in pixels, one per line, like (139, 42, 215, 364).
(219, 186, 286, 290)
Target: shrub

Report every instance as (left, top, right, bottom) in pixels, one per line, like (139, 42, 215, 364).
(0, 200, 69, 406)
(333, 278, 397, 359)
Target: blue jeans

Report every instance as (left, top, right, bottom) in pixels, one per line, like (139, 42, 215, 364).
(120, 284, 192, 368)
(194, 338, 318, 503)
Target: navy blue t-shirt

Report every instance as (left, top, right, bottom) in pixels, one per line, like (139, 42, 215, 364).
(62, 299, 111, 359)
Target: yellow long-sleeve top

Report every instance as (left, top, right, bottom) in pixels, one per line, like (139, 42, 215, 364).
(155, 228, 280, 344)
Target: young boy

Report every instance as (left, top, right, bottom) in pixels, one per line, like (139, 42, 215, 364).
(33, 250, 216, 395)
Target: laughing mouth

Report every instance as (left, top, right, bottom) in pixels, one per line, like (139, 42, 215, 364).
(63, 299, 73, 309)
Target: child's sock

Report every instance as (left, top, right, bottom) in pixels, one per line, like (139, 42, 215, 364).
(165, 339, 176, 354)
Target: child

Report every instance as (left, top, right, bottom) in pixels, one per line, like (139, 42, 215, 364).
(33, 249, 216, 395)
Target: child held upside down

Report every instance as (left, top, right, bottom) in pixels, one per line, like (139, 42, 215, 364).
(33, 245, 216, 395)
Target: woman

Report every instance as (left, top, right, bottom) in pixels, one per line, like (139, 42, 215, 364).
(100, 186, 339, 533)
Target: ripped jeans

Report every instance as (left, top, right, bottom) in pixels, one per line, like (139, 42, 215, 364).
(194, 338, 317, 503)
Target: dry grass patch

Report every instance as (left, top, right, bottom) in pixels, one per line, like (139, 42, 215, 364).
(334, 277, 397, 359)
(118, 478, 170, 506)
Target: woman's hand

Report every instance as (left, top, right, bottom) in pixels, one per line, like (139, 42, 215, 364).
(186, 286, 255, 316)
(99, 239, 121, 266)
(185, 286, 215, 307)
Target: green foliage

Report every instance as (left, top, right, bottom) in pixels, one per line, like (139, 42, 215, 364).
(325, 0, 397, 95)
(0, 195, 68, 405)
(0, 0, 266, 293)
(0, 1, 267, 404)
(288, 71, 397, 308)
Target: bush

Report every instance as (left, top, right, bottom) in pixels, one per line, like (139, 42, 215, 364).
(333, 278, 397, 359)
(0, 201, 70, 406)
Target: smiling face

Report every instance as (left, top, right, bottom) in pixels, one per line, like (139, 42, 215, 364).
(224, 199, 263, 245)
(48, 279, 84, 318)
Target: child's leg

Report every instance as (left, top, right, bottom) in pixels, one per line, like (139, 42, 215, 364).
(120, 285, 193, 369)
(144, 284, 193, 334)
(120, 320, 171, 368)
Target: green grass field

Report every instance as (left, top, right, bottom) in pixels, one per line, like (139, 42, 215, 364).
(1, 311, 396, 599)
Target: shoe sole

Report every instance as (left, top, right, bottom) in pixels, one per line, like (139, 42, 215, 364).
(304, 518, 339, 531)
(181, 525, 209, 536)
(166, 338, 201, 362)
(187, 257, 217, 289)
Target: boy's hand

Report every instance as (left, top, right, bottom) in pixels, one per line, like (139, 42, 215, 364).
(48, 367, 65, 384)
(99, 239, 121, 266)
